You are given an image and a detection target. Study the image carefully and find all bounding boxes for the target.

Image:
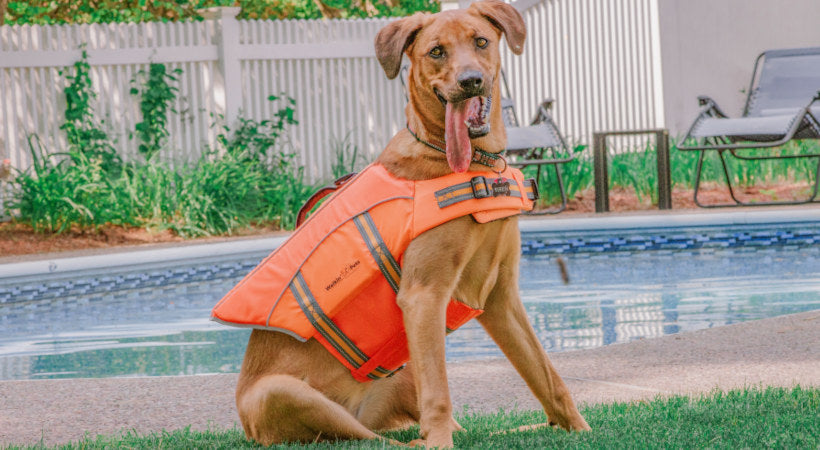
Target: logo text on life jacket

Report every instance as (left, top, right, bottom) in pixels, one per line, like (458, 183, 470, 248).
(325, 259, 361, 291)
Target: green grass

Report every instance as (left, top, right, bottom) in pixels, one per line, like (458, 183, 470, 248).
(13, 386, 818, 449)
(526, 140, 820, 207)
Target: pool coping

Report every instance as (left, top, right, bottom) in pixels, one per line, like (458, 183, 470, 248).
(2, 207, 818, 281)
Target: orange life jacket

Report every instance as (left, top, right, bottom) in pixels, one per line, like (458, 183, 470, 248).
(212, 162, 537, 382)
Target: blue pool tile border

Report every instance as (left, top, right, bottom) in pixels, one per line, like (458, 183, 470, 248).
(521, 227, 819, 255)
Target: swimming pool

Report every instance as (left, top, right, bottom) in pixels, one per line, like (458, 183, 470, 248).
(1, 213, 819, 380)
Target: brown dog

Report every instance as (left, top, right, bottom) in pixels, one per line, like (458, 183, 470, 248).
(234, 1, 589, 447)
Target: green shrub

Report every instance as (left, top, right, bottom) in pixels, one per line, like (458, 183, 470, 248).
(11, 137, 122, 233)
(59, 49, 121, 173)
(148, 150, 312, 236)
(2, 0, 438, 25)
(330, 131, 368, 179)
(10, 59, 315, 236)
(130, 63, 183, 162)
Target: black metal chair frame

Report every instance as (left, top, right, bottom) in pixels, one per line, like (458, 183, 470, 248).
(499, 69, 576, 214)
(677, 47, 820, 208)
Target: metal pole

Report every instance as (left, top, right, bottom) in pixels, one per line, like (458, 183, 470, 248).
(593, 132, 610, 213)
(656, 129, 672, 210)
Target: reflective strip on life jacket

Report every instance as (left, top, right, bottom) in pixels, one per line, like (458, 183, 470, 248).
(290, 272, 368, 367)
(354, 212, 402, 293)
(291, 270, 396, 380)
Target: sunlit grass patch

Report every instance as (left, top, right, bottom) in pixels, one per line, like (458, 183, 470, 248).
(18, 385, 817, 449)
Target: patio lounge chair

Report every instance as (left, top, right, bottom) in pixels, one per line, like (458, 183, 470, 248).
(677, 46, 820, 207)
(399, 66, 576, 214)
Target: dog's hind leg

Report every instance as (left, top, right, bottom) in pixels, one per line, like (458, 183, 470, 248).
(237, 374, 383, 445)
(355, 363, 420, 431)
(477, 260, 590, 432)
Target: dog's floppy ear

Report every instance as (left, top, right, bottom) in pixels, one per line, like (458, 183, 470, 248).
(470, 0, 526, 55)
(375, 13, 426, 79)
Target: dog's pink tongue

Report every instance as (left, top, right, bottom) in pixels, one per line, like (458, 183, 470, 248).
(445, 99, 475, 173)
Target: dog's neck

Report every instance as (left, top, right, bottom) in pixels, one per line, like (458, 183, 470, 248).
(377, 73, 507, 181)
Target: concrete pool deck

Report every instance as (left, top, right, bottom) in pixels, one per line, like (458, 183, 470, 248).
(1, 310, 817, 446)
(1, 206, 819, 445)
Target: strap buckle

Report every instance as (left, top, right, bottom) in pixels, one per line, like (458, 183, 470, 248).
(470, 176, 491, 199)
(526, 178, 540, 200)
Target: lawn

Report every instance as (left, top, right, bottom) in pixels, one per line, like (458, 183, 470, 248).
(14, 386, 818, 449)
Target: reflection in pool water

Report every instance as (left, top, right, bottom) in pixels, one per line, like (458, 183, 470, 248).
(1, 241, 818, 380)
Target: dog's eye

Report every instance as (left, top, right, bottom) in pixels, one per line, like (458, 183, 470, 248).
(429, 46, 444, 58)
(475, 37, 489, 48)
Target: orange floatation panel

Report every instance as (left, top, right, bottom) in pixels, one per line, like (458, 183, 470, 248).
(212, 162, 537, 382)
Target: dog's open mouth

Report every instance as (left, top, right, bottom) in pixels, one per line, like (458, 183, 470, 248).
(444, 95, 492, 173)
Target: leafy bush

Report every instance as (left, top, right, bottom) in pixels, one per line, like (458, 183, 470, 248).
(114, 150, 314, 237)
(2, 0, 438, 25)
(130, 63, 183, 162)
(11, 120, 315, 236)
(60, 49, 121, 173)
(12, 138, 122, 233)
(9, 56, 315, 236)
(330, 132, 367, 179)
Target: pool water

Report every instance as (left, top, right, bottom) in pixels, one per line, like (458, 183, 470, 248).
(1, 227, 819, 380)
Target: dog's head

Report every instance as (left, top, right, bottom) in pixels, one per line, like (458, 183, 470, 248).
(375, 1, 526, 173)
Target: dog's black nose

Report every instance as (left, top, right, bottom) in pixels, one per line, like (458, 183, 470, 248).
(457, 71, 484, 92)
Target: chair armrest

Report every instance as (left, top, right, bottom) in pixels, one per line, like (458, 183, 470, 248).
(697, 95, 715, 107)
(531, 99, 556, 125)
(696, 95, 728, 118)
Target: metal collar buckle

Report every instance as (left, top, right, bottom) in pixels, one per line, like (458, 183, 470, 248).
(470, 176, 491, 199)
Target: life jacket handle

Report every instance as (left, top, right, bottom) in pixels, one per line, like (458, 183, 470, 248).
(296, 172, 358, 228)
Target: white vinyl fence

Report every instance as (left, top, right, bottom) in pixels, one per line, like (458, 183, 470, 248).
(0, 0, 664, 185)
(502, 0, 664, 148)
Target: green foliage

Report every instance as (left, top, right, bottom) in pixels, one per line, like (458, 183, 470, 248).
(330, 131, 367, 179)
(4, 1, 202, 25)
(10, 137, 122, 233)
(11, 130, 315, 237)
(528, 140, 820, 208)
(215, 95, 297, 163)
(671, 139, 820, 188)
(10, 58, 314, 236)
(3, 0, 439, 25)
(520, 144, 590, 206)
(59, 49, 121, 172)
(130, 63, 183, 161)
(18, 386, 818, 448)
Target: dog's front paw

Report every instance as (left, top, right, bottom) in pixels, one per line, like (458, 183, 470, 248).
(450, 416, 464, 432)
(419, 417, 460, 448)
(554, 414, 591, 432)
(424, 429, 454, 448)
(569, 415, 591, 431)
